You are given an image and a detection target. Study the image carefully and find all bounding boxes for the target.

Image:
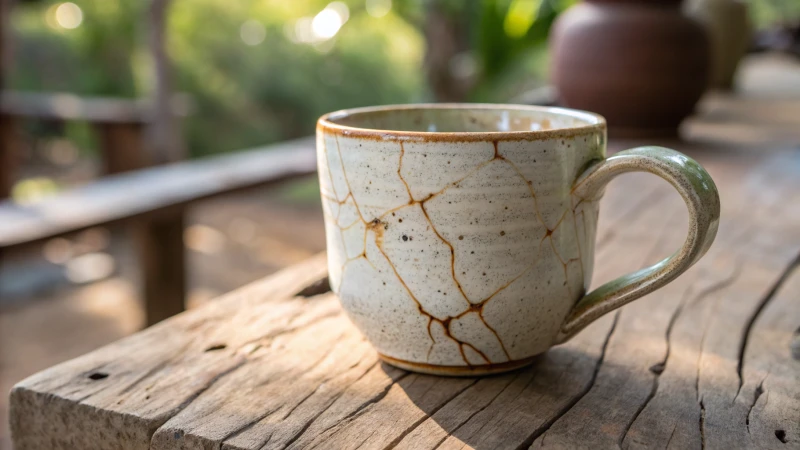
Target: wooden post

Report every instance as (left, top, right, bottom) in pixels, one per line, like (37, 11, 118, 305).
(0, 114, 16, 198)
(423, 0, 471, 102)
(0, 0, 12, 199)
(133, 209, 186, 326)
(132, 0, 187, 326)
(94, 122, 147, 175)
(147, 0, 183, 164)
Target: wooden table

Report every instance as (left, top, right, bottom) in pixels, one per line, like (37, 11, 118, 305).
(8, 55, 800, 449)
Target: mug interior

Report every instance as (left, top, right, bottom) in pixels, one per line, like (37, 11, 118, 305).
(321, 104, 603, 134)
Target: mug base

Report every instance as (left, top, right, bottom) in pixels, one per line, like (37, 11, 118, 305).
(378, 353, 542, 377)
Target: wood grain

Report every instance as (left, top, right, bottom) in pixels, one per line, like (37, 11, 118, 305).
(9, 146, 800, 449)
(534, 150, 800, 449)
(9, 254, 333, 449)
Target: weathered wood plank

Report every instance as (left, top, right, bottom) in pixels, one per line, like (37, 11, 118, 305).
(532, 150, 800, 449)
(743, 259, 800, 448)
(9, 254, 331, 449)
(0, 137, 315, 249)
(9, 150, 800, 450)
(620, 151, 800, 450)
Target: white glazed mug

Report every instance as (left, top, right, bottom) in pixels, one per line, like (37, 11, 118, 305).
(316, 104, 720, 376)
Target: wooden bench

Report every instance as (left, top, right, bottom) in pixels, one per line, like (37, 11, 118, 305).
(8, 142, 800, 449)
(0, 137, 316, 324)
(8, 55, 800, 449)
(0, 90, 193, 196)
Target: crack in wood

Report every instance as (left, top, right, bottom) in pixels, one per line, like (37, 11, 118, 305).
(295, 276, 331, 298)
(250, 329, 347, 391)
(73, 390, 105, 404)
(381, 378, 480, 450)
(291, 372, 412, 449)
(453, 373, 544, 450)
(699, 399, 706, 450)
(665, 423, 678, 449)
(430, 374, 522, 450)
(746, 375, 767, 434)
(216, 339, 362, 449)
(736, 253, 800, 397)
(235, 306, 341, 355)
(621, 255, 744, 447)
(352, 431, 379, 450)
(620, 377, 660, 448)
(522, 311, 620, 449)
(221, 405, 283, 448)
(148, 358, 248, 447)
(59, 382, 114, 403)
(112, 341, 193, 405)
(273, 361, 380, 450)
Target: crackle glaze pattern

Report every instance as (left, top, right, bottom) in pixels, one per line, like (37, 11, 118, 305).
(316, 104, 720, 376)
(317, 105, 604, 372)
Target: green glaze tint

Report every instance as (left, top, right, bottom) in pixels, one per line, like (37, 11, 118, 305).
(556, 147, 721, 343)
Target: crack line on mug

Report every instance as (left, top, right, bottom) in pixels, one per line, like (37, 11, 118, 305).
(323, 135, 592, 365)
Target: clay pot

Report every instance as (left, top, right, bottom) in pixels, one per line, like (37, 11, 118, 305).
(685, 0, 751, 90)
(550, 0, 711, 137)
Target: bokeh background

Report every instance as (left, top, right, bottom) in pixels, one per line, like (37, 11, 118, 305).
(2, 0, 800, 447)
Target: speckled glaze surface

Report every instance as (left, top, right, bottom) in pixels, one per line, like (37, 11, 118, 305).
(317, 104, 720, 376)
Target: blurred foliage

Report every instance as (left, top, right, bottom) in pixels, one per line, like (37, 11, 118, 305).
(750, 0, 800, 28)
(470, 0, 576, 101)
(167, 0, 425, 156)
(10, 0, 426, 157)
(476, 0, 574, 79)
(11, 1, 139, 96)
(7, 0, 798, 159)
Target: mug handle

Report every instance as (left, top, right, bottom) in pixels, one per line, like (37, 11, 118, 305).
(555, 147, 721, 344)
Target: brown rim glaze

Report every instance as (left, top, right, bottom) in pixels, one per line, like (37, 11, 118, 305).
(317, 103, 607, 143)
(378, 352, 543, 377)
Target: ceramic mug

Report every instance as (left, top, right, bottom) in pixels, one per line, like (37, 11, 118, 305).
(316, 104, 720, 376)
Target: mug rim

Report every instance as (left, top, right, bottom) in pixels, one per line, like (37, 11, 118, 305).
(317, 103, 607, 142)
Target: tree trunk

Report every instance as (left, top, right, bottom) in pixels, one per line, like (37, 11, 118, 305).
(423, 1, 472, 102)
(147, 0, 184, 164)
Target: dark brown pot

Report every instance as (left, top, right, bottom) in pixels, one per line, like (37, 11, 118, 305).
(550, 0, 710, 137)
